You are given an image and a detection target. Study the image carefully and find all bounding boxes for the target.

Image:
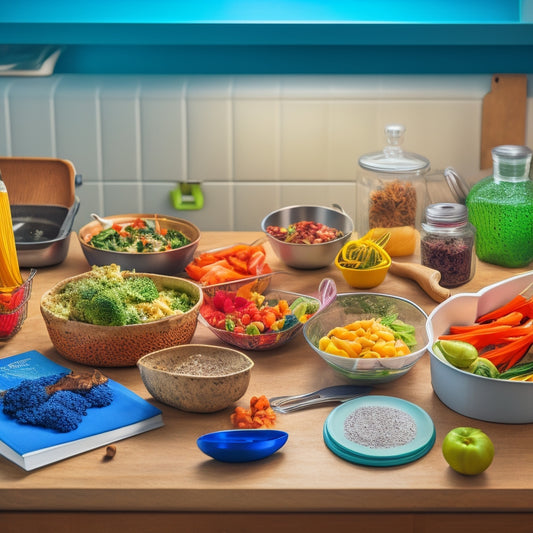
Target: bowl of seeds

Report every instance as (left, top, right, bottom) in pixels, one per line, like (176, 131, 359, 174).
(137, 344, 254, 413)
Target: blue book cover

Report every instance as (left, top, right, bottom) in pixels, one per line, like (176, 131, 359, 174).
(0, 350, 163, 471)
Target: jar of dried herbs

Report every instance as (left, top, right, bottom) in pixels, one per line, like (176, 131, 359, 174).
(357, 125, 430, 254)
(420, 203, 476, 288)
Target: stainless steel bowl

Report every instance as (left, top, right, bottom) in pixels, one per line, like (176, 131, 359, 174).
(261, 205, 354, 269)
(78, 213, 201, 276)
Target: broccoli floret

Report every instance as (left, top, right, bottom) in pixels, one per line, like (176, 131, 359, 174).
(82, 289, 129, 326)
(43, 264, 197, 325)
(89, 228, 122, 250)
(124, 276, 160, 303)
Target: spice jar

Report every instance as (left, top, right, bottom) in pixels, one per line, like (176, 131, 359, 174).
(465, 145, 533, 268)
(357, 124, 430, 254)
(420, 203, 476, 288)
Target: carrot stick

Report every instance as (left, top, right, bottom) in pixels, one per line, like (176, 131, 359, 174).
(482, 332, 533, 371)
(449, 311, 524, 334)
(477, 295, 529, 323)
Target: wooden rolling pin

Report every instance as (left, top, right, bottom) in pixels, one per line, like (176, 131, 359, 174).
(389, 261, 451, 303)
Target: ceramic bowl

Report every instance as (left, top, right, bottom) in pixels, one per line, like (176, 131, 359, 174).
(303, 292, 429, 384)
(40, 271, 202, 367)
(197, 429, 288, 462)
(427, 271, 533, 423)
(137, 344, 254, 413)
(199, 278, 335, 351)
(261, 205, 354, 269)
(335, 240, 391, 289)
(78, 213, 201, 275)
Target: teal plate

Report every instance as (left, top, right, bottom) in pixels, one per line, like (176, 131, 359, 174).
(323, 395, 435, 466)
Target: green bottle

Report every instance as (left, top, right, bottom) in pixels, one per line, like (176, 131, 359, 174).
(466, 145, 533, 268)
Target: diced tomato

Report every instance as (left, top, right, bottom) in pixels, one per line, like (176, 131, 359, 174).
(131, 218, 146, 229)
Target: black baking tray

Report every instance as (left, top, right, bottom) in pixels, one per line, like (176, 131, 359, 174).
(13, 198, 80, 267)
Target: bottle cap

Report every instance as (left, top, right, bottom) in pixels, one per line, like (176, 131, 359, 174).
(425, 203, 468, 225)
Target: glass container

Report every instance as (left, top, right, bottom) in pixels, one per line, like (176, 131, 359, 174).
(357, 125, 430, 252)
(465, 145, 533, 268)
(420, 203, 476, 288)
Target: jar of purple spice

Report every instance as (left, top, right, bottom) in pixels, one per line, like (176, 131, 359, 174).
(420, 203, 476, 288)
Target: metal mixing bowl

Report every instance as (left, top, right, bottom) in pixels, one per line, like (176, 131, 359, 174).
(261, 205, 354, 269)
(78, 213, 201, 275)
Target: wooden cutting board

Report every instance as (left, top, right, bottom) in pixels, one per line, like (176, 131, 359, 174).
(0, 156, 76, 208)
(480, 74, 527, 170)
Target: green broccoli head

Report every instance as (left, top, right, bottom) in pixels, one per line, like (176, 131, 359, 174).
(124, 276, 160, 303)
(81, 289, 129, 326)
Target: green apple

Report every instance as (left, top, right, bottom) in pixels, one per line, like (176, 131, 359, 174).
(442, 427, 495, 475)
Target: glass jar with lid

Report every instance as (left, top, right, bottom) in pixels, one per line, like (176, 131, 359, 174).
(420, 203, 476, 288)
(357, 124, 430, 253)
(465, 145, 533, 268)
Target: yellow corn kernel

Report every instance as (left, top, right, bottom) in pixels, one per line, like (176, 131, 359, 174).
(360, 350, 381, 359)
(327, 327, 358, 341)
(330, 336, 362, 357)
(376, 329, 395, 342)
(395, 339, 411, 356)
(325, 343, 349, 357)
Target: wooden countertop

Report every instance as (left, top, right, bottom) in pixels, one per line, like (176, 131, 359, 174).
(1, 232, 533, 532)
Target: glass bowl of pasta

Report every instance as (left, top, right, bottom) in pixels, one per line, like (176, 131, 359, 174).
(303, 292, 429, 384)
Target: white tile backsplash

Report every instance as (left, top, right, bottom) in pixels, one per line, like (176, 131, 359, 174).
(0, 74, 531, 233)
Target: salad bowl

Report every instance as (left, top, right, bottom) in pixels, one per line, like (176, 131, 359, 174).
(304, 292, 429, 384)
(199, 278, 336, 351)
(78, 213, 201, 275)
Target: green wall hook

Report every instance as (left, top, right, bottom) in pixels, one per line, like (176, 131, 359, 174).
(170, 182, 204, 210)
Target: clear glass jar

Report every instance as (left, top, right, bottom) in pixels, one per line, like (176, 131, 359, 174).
(420, 203, 476, 288)
(465, 145, 533, 268)
(357, 125, 430, 253)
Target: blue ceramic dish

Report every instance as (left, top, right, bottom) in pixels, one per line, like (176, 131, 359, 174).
(197, 429, 288, 463)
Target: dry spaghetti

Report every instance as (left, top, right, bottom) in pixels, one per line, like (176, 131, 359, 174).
(0, 174, 22, 291)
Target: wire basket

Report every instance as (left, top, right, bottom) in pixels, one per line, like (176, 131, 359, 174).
(0, 269, 36, 340)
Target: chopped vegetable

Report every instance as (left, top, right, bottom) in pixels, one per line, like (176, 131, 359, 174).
(87, 217, 191, 253)
(498, 361, 533, 381)
(266, 221, 342, 244)
(319, 318, 412, 359)
(42, 264, 197, 326)
(438, 289, 533, 373)
(381, 314, 417, 349)
(476, 288, 533, 323)
(230, 395, 276, 429)
(201, 290, 317, 335)
(185, 244, 271, 286)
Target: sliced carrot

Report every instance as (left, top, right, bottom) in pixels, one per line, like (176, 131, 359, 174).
(449, 311, 524, 334)
(477, 295, 530, 323)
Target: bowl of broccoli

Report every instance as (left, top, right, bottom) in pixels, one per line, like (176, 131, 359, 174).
(40, 264, 203, 367)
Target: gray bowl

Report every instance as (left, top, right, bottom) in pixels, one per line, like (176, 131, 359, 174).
(261, 205, 354, 269)
(78, 213, 201, 275)
(427, 271, 533, 423)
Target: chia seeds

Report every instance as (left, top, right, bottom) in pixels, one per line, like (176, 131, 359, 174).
(343, 405, 417, 449)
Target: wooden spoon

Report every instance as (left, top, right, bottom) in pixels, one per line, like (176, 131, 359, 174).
(389, 261, 451, 303)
